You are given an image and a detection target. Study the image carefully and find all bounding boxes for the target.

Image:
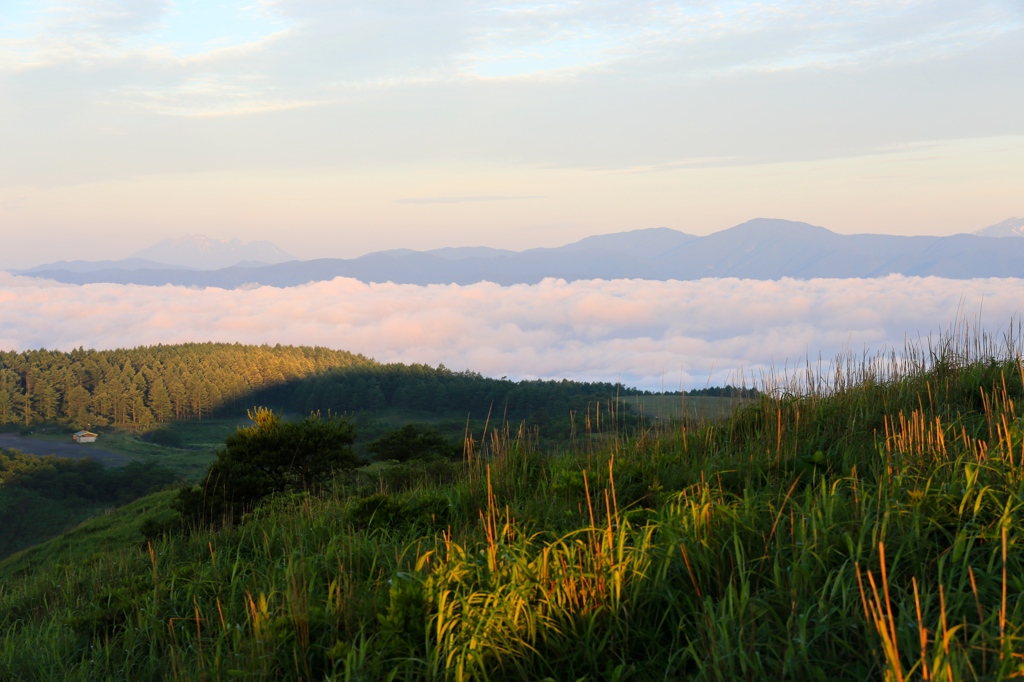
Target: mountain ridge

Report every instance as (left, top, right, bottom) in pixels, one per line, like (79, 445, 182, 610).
(13, 218, 1024, 287)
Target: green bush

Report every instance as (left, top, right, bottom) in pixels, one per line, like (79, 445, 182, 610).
(372, 458, 464, 492)
(366, 423, 461, 462)
(175, 408, 357, 527)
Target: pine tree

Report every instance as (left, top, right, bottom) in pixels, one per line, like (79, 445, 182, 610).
(146, 378, 173, 423)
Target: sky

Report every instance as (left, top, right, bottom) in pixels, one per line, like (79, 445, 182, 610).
(0, 272, 1019, 390)
(2, 1, 1023, 268)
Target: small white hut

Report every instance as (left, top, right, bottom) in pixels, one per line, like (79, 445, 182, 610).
(73, 430, 98, 443)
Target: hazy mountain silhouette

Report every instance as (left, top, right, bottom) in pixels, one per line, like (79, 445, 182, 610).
(18, 258, 192, 274)
(15, 219, 1024, 287)
(128, 235, 295, 270)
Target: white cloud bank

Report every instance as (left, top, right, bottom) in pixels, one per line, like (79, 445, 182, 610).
(0, 274, 1020, 390)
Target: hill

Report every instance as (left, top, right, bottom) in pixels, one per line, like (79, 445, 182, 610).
(15, 218, 1024, 287)
(0, 343, 633, 433)
(1, 332, 1022, 679)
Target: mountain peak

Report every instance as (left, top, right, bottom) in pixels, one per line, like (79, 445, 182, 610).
(726, 218, 833, 236)
(130, 235, 296, 270)
(550, 227, 696, 258)
(974, 217, 1024, 238)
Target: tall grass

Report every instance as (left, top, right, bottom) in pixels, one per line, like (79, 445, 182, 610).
(2, 326, 1024, 680)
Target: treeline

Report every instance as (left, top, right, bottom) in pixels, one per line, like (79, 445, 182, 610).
(288, 365, 627, 425)
(0, 344, 631, 429)
(641, 385, 760, 398)
(0, 450, 174, 504)
(684, 385, 760, 398)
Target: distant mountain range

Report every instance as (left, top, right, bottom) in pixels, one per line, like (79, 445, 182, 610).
(129, 235, 296, 269)
(18, 236, 296, 275)
(13, 218, 1024, 288)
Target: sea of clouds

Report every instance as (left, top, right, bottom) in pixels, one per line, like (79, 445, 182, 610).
(1, 273, 1020, 390)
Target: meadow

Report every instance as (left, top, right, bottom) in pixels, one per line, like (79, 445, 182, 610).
(1, 329, 1023, 680)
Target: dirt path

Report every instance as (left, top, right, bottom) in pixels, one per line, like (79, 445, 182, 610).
(0, 434, 130, 466)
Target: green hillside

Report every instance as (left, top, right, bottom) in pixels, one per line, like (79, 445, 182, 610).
(0, 489, 179, 582)
(1, 335, 1023, 679)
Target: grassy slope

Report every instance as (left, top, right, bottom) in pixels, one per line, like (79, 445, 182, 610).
(0, 490, 178, 581)
(89, 419, 251, 478)
(0, 489, 107, 561)
(2, 344, 1023, 680)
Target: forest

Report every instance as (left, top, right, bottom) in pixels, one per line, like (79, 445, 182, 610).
(0, 343, 640, 430)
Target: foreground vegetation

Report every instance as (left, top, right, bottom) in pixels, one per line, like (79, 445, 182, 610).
(2, 332, 1024, 680)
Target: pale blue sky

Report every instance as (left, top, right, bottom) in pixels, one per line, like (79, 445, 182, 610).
(1, 0, 1022, 267)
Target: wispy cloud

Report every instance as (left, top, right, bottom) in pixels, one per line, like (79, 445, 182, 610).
(0, 274, 1019, 390)
(44, 0, 172, 37)
(462, 1, 1024, 79)
(6, 2, 1020, 101)
(1, 1, 1020, 182)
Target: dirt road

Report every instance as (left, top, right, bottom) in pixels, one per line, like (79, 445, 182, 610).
(0, 434, 130, 466)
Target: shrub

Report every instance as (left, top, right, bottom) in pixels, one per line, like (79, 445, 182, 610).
(366, 424, 460, 462)
(176, 408, 357, 526)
